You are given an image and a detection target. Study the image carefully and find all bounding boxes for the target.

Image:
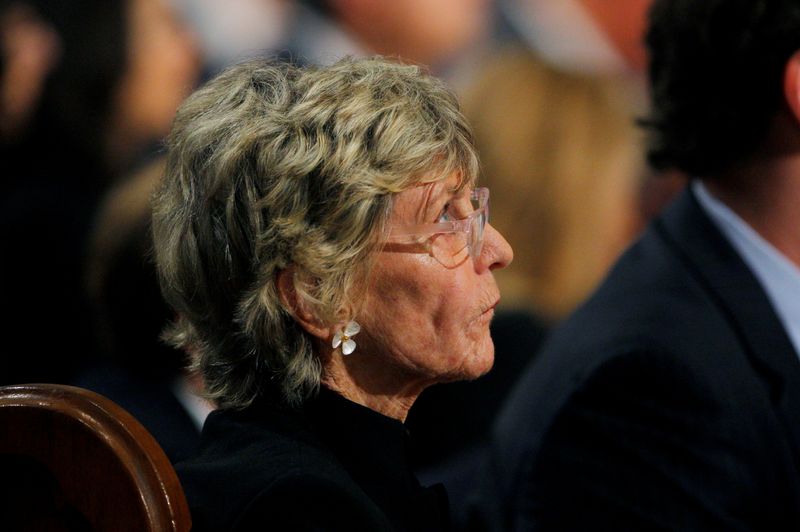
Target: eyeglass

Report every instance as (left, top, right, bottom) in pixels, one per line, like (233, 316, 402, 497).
(385, 187, 489, 268)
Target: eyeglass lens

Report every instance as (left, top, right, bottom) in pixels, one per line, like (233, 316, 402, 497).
(429, 190, 488, 268)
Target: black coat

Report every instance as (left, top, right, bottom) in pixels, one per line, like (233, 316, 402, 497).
(471, 188, 800, 531)
(177, 388, 450, 531)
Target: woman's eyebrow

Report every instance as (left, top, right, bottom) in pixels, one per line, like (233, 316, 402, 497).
(423, 185, 458, 222)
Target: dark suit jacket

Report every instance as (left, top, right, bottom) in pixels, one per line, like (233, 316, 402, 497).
(471, 188, 800, 531)
(177, 388, 449, 531)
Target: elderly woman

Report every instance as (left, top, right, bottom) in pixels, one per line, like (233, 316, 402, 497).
(153, 57, 512, 531)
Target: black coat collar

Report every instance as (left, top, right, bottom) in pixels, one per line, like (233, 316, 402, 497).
(657, 187, 800, 465)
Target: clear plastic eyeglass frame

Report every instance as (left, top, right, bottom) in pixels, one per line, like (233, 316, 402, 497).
(385, 187, 489, 269)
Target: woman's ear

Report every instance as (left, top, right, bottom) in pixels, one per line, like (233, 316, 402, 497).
(275, 267, 332, 341)
(784, 50, 800, 124)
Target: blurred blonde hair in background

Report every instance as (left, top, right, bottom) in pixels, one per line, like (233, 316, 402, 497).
(463, 0, 651, 321)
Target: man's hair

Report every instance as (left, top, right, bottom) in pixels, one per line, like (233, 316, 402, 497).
(642, 0, 800, 177)
(151, 57, 477, 409)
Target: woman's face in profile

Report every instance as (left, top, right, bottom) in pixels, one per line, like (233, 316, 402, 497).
(356, 173, 513, 385)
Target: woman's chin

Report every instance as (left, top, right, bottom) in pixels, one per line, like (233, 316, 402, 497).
(437, 345, 495, 384)
(468, 347, 495, 379)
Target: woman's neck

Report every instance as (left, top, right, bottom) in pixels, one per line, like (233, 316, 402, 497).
(321, 355, 432, 422)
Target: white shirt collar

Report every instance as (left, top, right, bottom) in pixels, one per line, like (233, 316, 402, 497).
(693, 181, 800, 358)
(172, 376, 215, 431)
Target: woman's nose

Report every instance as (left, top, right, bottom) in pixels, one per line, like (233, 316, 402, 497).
(477, 223, 513, 272)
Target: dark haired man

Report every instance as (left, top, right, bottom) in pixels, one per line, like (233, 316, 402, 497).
(472, 0, 800, 529)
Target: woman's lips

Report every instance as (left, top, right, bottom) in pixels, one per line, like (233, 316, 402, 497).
(480, 298, 500, 319)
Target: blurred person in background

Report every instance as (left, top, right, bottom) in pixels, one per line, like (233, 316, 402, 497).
(0, 0, 199, 384)
(472, 0, 800, 528)
(170, 0, 292, 76)
(280, 0, 492, 81)
(0, 0, 59, 140)
(468, 0, 652, 322)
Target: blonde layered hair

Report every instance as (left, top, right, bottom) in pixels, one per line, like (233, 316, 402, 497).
(152, 57, 477, 408)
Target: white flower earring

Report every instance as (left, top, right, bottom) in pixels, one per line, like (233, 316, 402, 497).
(332, 320, 361, 355)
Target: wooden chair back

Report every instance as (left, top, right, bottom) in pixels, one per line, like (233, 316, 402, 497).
(0, 383, 191, 531)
